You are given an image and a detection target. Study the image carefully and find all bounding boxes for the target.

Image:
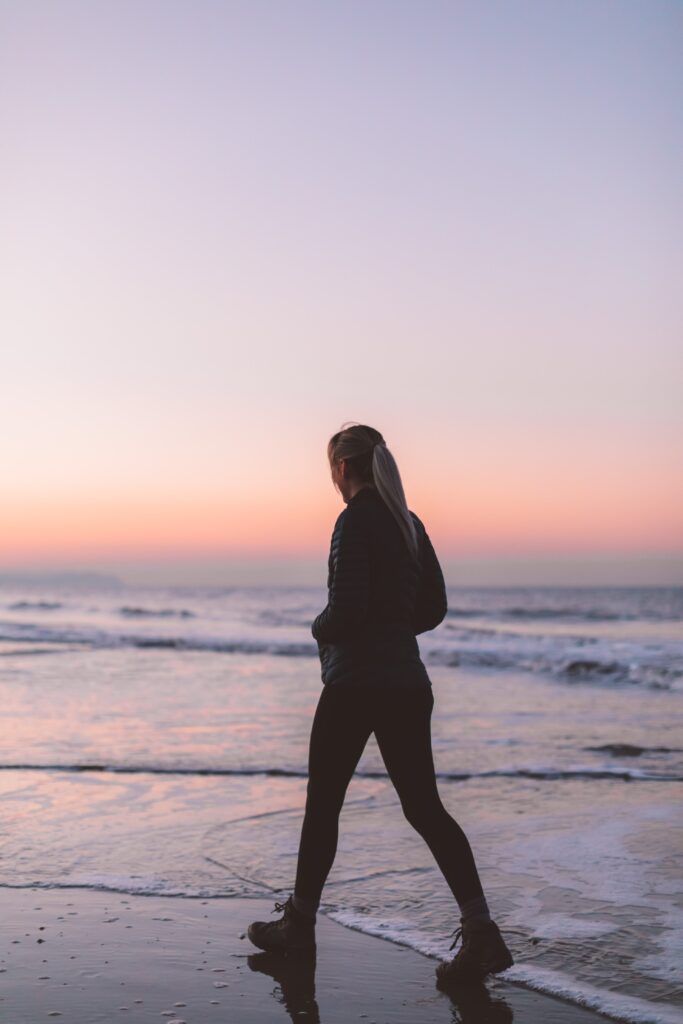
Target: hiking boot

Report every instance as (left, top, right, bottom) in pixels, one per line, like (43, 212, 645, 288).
(435, 918, 513, 987)
(247, 896, 316, 954)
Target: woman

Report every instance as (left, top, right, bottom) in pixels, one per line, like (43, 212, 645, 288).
(248, 424, 513, 985)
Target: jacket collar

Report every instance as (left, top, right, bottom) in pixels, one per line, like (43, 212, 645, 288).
(347, 486, 378, 506)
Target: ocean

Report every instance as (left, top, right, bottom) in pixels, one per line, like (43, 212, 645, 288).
(1, 582, 682, 1023)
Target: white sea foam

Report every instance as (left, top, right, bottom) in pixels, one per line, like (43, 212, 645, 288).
(528, 913, 617, 940)
(635, 904, 683, 986)
(327, 911, 683, 1024)
(326, 908, 447, 959)
(0, 876, 219, 899)
(504, 964, 683, 1024)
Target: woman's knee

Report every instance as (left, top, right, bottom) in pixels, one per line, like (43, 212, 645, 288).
(401, 794, 448, 835)
(304, 779, 347, 819)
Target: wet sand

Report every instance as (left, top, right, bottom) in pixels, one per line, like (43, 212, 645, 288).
(0, 888, 609, 1023)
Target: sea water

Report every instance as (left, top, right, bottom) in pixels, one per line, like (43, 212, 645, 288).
(1, 582, 682, 1023)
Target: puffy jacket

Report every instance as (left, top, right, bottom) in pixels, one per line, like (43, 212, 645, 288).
(311, 486, 448, 687)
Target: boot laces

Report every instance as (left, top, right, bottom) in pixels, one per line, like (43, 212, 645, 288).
(272, 899, 289, 915)
(448, 926, 463, 952)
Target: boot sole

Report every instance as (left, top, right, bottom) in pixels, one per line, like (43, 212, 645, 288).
(436, 949, 514, 986)
(247, 924, 315, 954)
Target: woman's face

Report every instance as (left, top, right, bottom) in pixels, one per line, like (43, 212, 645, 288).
(330, 458, 352, 502)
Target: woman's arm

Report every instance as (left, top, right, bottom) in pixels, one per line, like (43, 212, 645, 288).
(413, 525, 448, 635)
(311, 508, 370, 644)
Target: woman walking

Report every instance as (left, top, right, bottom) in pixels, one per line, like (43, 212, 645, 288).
(247, 424, 513, 985)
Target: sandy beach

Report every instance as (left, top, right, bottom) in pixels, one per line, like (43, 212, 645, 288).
(0, 888, 615, 1024)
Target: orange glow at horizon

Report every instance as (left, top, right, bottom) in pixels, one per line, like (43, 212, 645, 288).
(2, 454, 681, 566)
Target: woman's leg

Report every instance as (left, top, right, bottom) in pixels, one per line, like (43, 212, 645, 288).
(293, 685, 373, 908)
(372, 686, 487, 912)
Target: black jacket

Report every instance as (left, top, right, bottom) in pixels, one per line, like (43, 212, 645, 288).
(311, 487, 448, 687)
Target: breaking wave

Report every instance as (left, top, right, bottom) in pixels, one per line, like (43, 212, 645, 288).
(1, 762, 680, 782)
(8, 600, 63, 611)
(118, 606, 196, 619)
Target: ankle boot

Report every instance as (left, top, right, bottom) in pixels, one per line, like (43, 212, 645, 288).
(436, 918, 513, 986)
(247, 896, 316, 954)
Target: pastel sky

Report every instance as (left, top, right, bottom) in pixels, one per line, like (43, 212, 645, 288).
(1, 0, 682, 585)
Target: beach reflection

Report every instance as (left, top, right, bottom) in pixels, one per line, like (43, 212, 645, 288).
(441, 981, 514, 1023)
(248, 950, 320, 1023)
(248, 949, 514, 1024)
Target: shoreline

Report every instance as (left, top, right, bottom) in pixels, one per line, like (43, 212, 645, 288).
(0, 887, 618, 1024)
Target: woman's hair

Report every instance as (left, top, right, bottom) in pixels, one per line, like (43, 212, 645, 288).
(327, 422, 419, 560)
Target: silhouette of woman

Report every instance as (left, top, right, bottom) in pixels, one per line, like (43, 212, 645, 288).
(248, 424, 513, 985)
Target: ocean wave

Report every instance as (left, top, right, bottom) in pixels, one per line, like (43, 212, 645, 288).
(8, 600, 63, 611)
(0, 879, 219, 899)
(447, 605, 637, 622)
(1, 619, 680, 691)
(0, 644, 83, 657)
(429, 647, 683, 691)
(126, 637, 316, 656)
(256, 609, 313, 628)
(444, 589, 683, 624)
(0, 622, 317, 658)
(504, 964, 683, 1024)
(558, 658, 683, 690)
(587, 743, 682, 758)
(1, 762, 679, 782)
(118, 605, 196, 619)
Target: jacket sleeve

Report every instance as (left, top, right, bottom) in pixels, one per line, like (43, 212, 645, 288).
(311, 508, 370, 644)
(413, 524, 448, 635)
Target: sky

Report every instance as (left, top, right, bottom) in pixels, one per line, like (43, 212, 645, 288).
(1, 0, 682, 586)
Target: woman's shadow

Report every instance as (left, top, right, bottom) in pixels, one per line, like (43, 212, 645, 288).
(248, 950, 514, 1023)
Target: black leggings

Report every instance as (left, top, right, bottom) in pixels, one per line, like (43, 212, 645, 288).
(294, 684, 485, 909)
